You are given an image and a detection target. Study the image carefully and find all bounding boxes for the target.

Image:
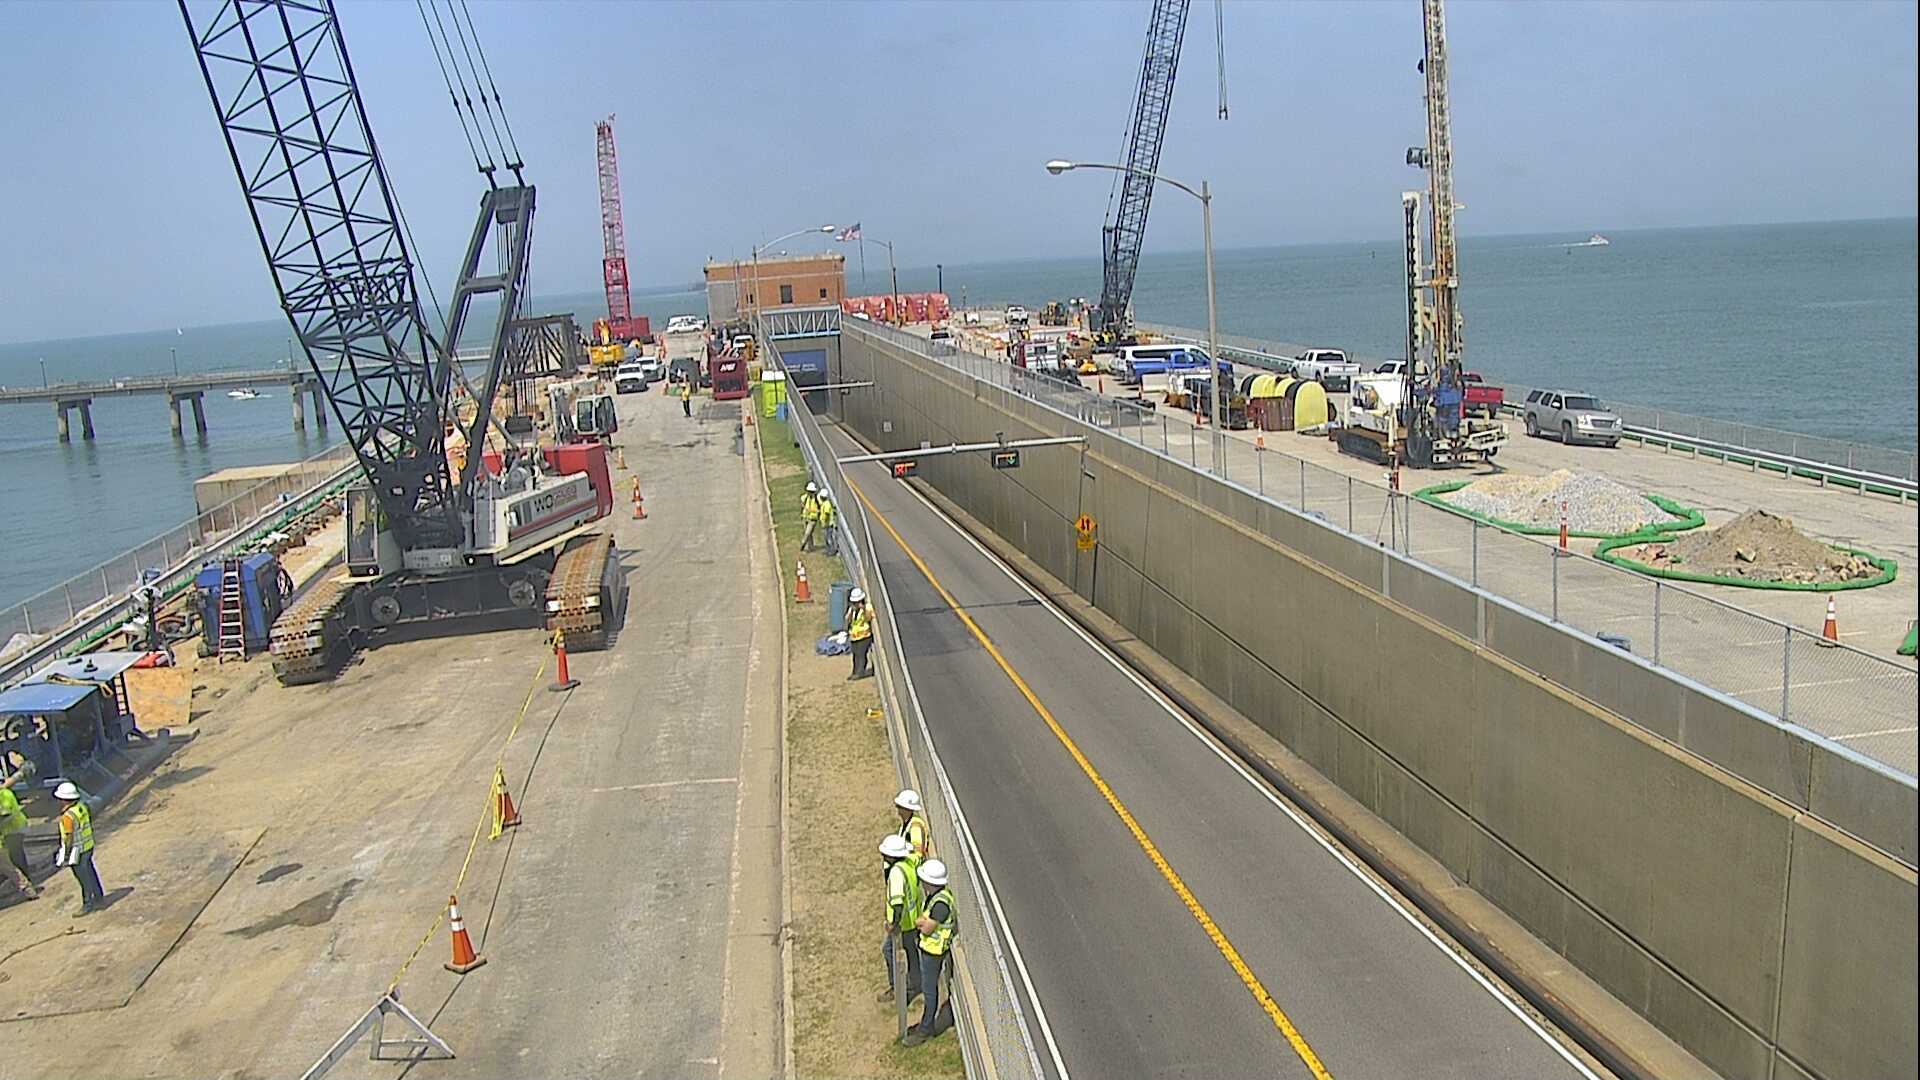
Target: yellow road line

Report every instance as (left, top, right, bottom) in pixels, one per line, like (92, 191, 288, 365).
(847, 477, 1333, 1079)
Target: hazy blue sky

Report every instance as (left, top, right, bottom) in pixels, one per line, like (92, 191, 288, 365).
(1, 0, 1913, 343)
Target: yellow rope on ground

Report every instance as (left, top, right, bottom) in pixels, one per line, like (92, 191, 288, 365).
(385, 647, 553, 994)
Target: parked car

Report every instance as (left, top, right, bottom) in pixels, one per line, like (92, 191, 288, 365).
(930, 325, 952, 340)
(612, 361, 650, 394)
(1117, 344, 1214, 385)
(1523, 389, 1621, 447)
(1292, 349, 1361, 391)
(1460, 371, 1504, 419)
(1374, 359, 1409, 376)
(1004, 305, 1030, 326)
(637, 356, 666, 382)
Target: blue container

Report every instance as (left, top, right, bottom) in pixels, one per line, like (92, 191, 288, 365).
(828, 580, 855, 634)
(195, 552, 285, 653)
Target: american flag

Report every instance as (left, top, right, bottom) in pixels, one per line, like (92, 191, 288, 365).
(835, 223, 862, 242)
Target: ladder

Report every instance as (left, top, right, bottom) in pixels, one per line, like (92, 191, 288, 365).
(217, 558, 247, 663)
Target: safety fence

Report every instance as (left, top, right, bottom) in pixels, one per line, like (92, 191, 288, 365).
(766, 331, 1049, 1080)
(1137, 320, 1920, 491)
(0, 444, 358, 665)
(858, 319, 1918, 781)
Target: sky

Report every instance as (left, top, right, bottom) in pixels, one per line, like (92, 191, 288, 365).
(0, 0, 1914, 344)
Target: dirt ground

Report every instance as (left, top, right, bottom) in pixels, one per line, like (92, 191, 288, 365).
(757, 413, 964, 1079)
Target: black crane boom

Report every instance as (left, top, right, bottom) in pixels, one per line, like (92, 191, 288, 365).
(1097, 0, 1191, 338)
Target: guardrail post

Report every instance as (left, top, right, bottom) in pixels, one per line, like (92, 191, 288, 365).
(1652, 581, 1663, 664)
(1347, 476, 1355, 531)
(1780, 628, 1792, 720)
(1298, 458, 1307, 509)
(1551, 544, 1560, 622)
(1256, 442, 1264, 493)
(1471, 519, 1480, 587)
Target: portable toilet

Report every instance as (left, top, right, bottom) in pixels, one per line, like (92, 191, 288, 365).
(1292, 379, 1331, 430)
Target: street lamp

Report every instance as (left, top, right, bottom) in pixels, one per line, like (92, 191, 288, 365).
(836, 233, 901, 324)
(1047, 159, 1222, 474)
(751, 224, 835, 329)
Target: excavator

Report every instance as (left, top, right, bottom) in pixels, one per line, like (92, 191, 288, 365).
(182, 0, 621, 683)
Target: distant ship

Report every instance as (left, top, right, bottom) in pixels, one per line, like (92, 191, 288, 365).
(227, 388, 260, 400)
(1575, 233, 1611, 247)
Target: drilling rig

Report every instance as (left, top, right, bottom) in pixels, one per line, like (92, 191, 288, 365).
(1343, 0, 1507, 469)
(182, 0, 621, 683)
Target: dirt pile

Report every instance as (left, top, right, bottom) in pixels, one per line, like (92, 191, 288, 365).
(1444, 469, 1679, 534)
(1626, 510, 1879, 583)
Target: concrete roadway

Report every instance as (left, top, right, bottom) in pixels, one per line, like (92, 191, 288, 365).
(819, 421, 1601, 1079)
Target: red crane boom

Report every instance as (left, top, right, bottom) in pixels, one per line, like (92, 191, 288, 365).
(594, 115, 648, 343)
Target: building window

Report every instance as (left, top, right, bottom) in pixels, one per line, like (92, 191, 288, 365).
(779, 284, 794, 304)
(819, 288, 828, 299)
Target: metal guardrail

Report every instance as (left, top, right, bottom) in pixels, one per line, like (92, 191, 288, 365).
(0, 444, 359, 686)
(1137, 321, 1919, 496)
(856, 319, 1918, 782)
(762, 329, 1048, 1080)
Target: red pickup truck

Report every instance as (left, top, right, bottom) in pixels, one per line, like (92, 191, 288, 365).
(1461, 371, 1504, 419)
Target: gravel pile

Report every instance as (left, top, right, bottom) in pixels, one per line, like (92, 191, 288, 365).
(1443, 469, 1679, 534)
(1622, 510, 1880, 584)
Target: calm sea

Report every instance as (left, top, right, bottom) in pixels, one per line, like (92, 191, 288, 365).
(2, 219, 1914, 608)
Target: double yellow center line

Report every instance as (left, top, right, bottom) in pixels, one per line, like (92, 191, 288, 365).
(847, 477, 1332, 1079)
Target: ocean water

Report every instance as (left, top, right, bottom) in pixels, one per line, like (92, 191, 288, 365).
(2, 220, 1913, 608)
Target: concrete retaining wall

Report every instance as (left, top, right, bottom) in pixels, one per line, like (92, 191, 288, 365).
(830, 326, 1918, 1080)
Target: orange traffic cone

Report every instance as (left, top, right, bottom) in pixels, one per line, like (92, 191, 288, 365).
(490, 765, 521, 838)
(549, 631, 580, 693)
(1559, 500, 1570, 551)
(1819, 595, 1839, 646)
(794, 560, 811, 603)
(631, 478, 647, 520)
(444, 895, 486, 974)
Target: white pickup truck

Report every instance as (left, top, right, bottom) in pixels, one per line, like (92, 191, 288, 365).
(1292, 349, 1361, 391)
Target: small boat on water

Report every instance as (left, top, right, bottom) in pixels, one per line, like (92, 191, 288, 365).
(227, 388, 260, 400)
(1580, 233, 1611, 247)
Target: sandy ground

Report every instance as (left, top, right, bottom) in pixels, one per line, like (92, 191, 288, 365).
(758, 412, 963, 1079)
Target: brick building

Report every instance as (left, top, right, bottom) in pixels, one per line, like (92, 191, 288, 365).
(704, 253, 846, 325)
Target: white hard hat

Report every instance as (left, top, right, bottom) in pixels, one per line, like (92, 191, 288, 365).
(918, 859, 949, 888)
(894, 789, 922, 813)
(817, 492, 831, 503)
(805, 481, 818, 492)
(849, 587, 866, 603)
(880, 835, 913, 859)
(53, 781, 81, 801)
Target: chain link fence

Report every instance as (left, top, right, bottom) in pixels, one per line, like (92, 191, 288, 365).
(858, 319, 1918, 779)
(769, 333, 1048, 1080)
(0, 444, 356, 662)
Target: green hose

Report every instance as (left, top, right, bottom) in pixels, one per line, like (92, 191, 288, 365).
(1414, 480, 1705, 541)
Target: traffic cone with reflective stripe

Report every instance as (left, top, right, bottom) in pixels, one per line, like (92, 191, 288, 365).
(444, 895, 486, 974)
(490, 765, 521, 839)
(631, 477, 647, 520)
(549, 631, 580, 693)
(794, 560, 811, 603)
(1819, 595, 1839, 646)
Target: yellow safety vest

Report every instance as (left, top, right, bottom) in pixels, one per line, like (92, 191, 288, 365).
(886, 855, 923, 932)
(800, 493, 819, 522)
(680, 383, 692, 401)
(60, 801, 95, 854)
(900, 813, 930, 859)
(0, 788, 26, 839)
(919, 886, 956, 956)
(817, 500, 836, 527)
(848, 604, 873, 642)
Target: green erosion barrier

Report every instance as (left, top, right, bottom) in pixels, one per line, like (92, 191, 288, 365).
(1594, 535, 1900, 592)
(1414, 481, 1706, 540)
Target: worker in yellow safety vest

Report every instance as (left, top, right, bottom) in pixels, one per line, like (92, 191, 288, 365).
(902, 858, 957, 1045)
(893, 789, 931, 859)
(54, 781, 104, 915)
(680, 378, 694, 418)
(1, 775, 40, 900)
(799, 482, 821, 552)
(877, 834, 923, 1003)
(818, 493, 839, 556)
(847, 587, 874, 681)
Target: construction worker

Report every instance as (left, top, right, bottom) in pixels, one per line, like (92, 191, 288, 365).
(1, 775, 40, 900)
(903, 858, 957, 1046)
(847, 587, 874, 680)
(877, 834, 922, 1003)
(54, 781, 103, 915)
(894, 789, 930, 859)
(680, 378, 694, 418)
(818, 492, 839, 556)
(798, 481, 821, 552)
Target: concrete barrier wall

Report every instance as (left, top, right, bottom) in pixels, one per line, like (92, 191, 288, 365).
(830, 328, 1918, 1080)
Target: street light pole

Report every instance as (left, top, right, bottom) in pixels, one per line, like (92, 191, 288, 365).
(837, 234, 900, 324)
(171, 346, 179, 380)
(751, 224, 836, 331)
(1046, 159, 1223, 473)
